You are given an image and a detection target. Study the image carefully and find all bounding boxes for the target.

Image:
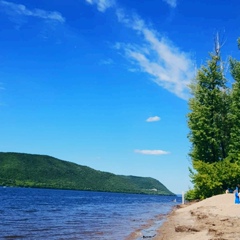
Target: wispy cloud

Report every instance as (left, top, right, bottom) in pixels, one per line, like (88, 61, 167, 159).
(162, 0, 177, 8)
(0, 0, 65, 23)
(134, 149, 169, 155)
(146, 116, 160, 122)
(115, 12, 195, 99)
(85, 1, 194, 99)
(85, 0, 115, 12)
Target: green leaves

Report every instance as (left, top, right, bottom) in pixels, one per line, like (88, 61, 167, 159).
(188, 53, 229, 165)
(188, 158, 240, 200)
(0, 152, 174, 195)
(229, 56, 240, 157)
(187, 41, 240, 199)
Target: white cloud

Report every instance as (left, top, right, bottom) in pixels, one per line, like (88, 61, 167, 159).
(0, 0, 65, 23)
(85, 2, 194, 99)
(162, 0, 177, 8)
(85, 0, 115, 12)
(115, 14, 195, 99)
(134, 149, 169, 155)
(146, 116, 160, 122)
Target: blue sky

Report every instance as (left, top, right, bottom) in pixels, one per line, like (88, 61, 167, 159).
(0, 0, 240, 193)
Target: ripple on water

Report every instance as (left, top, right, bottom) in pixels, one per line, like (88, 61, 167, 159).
(0, 188, 180, 240)
(3, 235, 25, 239)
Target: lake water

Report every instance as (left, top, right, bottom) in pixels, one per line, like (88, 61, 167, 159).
(0, 187, 180, 239)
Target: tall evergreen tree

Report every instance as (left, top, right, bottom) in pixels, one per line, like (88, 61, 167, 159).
(187, 49, 232, 199)
(186, 38, 240, 200)
(229, 39, 240, 158)
(188, 53, 229, 164)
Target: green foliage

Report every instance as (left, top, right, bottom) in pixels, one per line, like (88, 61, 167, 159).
(187, 157, 240, 199)
(188, 54, 230, 164)
(185, 188, 198, 201)
(229, 56, 240, 157)
(0, 152, 174, 195)
(187, 40, 240, 199)
(121, 175, 172, 195)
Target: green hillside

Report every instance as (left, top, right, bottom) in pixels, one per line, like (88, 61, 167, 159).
(0, 152, 174, 195)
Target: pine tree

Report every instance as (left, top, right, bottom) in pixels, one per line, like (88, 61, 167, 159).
(229, 38, 240, 158)
(187, 46, 232, 199)
(186, 38, 240, 200)
(188, 54, 229, 164)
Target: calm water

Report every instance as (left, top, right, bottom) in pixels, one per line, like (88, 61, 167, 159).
(0, 187, 180, 239)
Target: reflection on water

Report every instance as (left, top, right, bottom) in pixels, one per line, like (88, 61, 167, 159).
(0, 187, 179, 239)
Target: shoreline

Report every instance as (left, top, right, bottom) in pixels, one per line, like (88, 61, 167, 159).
(126, 213, 168, 240)
(153, 193, 240, 240)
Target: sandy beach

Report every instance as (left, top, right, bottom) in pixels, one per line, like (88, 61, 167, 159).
(154, 193, 240, 240)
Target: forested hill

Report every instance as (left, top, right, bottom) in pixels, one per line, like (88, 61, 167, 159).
(0, 152, 174, 195)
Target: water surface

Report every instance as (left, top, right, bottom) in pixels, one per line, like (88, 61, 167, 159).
(0, 187, 179, 239)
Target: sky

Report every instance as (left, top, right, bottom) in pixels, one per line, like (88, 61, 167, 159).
(0, 0, 240, 194)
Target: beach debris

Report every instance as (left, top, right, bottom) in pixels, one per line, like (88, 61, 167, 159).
(175, 225, 200, 232)
(220, 218, 228, 221)
(143, 234, 156, 238)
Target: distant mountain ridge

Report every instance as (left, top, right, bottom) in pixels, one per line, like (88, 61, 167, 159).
(0, 152, 174, 195)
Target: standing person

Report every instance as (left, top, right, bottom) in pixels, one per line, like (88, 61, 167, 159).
(235, 186, 239, 204)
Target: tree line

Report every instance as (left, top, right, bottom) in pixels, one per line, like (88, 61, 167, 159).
(186, 37, 240, 200)
(0, 152, 174, 195)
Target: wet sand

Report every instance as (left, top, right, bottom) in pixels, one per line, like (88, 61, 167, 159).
(126, 213, 168, 239)
(154, 193, 240, 240)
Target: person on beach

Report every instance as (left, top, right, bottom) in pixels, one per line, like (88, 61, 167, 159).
(235, 187, 239, 204)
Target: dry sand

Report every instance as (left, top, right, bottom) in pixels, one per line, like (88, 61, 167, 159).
(154, 193, 240, 240)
